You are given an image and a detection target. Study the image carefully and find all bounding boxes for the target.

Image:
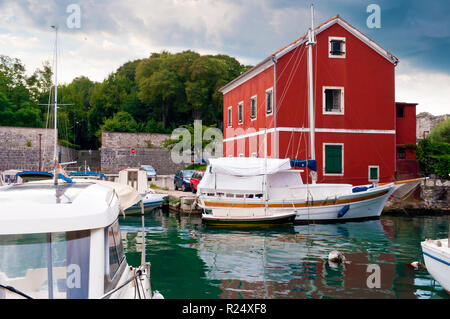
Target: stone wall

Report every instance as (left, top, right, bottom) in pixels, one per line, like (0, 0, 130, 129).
(100, 132, 186, 174)
(0, 127, 55, 171)
(384, 179, 450, 213)
(101, 132, 169, 148)
(416, 112, 449, 140)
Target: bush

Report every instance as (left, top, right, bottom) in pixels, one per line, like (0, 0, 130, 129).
(417, 138, 450, 179)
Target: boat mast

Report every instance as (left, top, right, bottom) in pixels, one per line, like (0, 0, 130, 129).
(52, 25, 58, 184)
(264, 127, 268, 214)
(306, 4, 317, 184)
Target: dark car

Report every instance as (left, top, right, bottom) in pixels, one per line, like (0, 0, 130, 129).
(174, 170, 194, 192)
(189, 171, 205, 193)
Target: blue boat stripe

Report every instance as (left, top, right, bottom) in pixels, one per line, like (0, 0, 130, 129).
(423, 251, 450, 266)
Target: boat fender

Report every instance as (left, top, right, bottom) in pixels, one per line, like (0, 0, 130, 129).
(337, 205, 350, 218)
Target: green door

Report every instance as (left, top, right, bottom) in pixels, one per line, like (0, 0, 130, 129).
(324, 144, 343, 174)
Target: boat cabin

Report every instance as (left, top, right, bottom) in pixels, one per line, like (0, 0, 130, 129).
(0, 180, 147, 299)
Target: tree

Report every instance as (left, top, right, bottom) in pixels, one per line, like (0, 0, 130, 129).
(417, 119, 450, 179)
(99, 111, 138, 134)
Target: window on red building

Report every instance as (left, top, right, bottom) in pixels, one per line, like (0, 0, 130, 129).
(265, 89, 273, 115)
(324, 144, 343, 175)
(250, 96, 257, 120)
(323, 87, 344, 114)
(238, 102, 243, 124)
(397, 105, 404, 118)
(329, 37, 346, 58)
(227, 106, 232, 127)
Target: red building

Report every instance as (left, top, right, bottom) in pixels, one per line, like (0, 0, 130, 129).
(220, 15, 416, 185)
(395, 102, 419, 179)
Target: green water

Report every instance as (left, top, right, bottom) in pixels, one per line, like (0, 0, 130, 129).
(119, 210, 450, 299)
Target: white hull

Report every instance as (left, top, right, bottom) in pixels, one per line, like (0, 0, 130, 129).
(421, 239, 450, 293)
(199, 183, 397, 223)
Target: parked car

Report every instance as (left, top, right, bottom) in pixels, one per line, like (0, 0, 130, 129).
(140, 165, 157, 181)
(189, 171, 205, 193)
(174, 170, 194, 192)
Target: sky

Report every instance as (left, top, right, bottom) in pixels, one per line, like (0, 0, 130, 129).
(0, 0, 449, 115)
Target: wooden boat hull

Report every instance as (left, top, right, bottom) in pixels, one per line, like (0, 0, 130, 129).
(202, 212, 296, 227)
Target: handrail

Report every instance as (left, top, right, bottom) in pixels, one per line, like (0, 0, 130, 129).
(99, 269, 143, 299)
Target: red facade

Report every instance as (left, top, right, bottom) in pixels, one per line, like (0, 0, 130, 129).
(221, 16, 414, 186)
(395, 102, 419, 179)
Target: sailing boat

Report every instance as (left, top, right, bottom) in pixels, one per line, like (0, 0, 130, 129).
(197, 6, 422, 225)
(0, 26, 161, 299)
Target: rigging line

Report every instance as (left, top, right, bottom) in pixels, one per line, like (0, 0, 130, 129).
(42, 33, 58, 168)
(265, 45, 306, 155)
(231, 43, 305, 157)
(277, 45, 307, 109)
(278, 45, 307, 158)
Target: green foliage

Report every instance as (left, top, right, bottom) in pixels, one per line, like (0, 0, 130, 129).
(417, 138, 450, 179)
(185, 163, 207, 171)
(428, 118, 450, 144)
(0, 51, 250, 150)
(99, 111, 138, 134)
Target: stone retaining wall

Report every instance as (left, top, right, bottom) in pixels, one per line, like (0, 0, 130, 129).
(100, 132, 186, 174)
(0, 127, 55, 171)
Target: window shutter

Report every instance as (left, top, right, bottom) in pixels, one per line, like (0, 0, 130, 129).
(325, 145, 342, 174)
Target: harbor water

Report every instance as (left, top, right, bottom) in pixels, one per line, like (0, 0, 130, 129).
(120, 210, 449, 299)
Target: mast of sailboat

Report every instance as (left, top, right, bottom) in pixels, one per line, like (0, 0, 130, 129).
(306, 4, 317, 184)
(264, 127, 268, 214)
(51, 25, 59, 184)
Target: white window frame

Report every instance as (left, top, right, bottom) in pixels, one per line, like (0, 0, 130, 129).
(328, 36, 346, 59)
(251, 152, 257, 158)
(322, 86, 345, 115)
(323, 143, 344, 177)
(237, 101, 244, 125)
(238, 153, 244, 158)
(368, 165, 380, 182)
(227, 106, 232, 127)
(265, 87, 273, 116)
(228, 154, 233, 158)
(250, 95, 257, 121)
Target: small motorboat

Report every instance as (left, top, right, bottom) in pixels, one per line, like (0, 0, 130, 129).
(125, 190, 168, 215)
(421, 237, 450, 294)
(118, 168, 167, 215)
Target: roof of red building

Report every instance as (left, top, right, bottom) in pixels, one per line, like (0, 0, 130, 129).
(220, 15, 399, 94)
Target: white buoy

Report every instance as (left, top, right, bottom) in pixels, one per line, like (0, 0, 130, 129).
(328, 250, 346, 263)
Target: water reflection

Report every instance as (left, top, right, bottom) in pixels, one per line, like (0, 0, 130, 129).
(119, 210, 449, 299)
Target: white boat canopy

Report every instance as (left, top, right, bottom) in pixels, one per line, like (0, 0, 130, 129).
(199, 157, 303, 193)
(208, 157, 292, 176)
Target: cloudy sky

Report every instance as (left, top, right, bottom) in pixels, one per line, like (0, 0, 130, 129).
(0, 0, 449, 115)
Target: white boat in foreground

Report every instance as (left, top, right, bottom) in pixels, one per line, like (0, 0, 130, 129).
(197, 157, 422, 225)
(0, 179, 162, 299)
(421, 237, 450, 294)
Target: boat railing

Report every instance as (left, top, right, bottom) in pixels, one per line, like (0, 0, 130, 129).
(99, 263, 150, 299)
